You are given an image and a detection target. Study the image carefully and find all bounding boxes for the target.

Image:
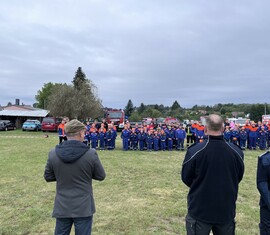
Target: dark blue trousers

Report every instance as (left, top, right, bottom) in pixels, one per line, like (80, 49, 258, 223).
(185, 214, 235, 235)
(260, 206, 270, 235)
(55, 216, 93, 235)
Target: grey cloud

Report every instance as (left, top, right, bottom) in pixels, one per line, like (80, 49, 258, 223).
(0, 1, 270, 108)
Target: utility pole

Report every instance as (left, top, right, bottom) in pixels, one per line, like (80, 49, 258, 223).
(265, 102, 267, 115)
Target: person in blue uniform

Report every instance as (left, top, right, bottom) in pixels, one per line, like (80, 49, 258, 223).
(146, 130, 153, 151)
(99, 128, 106, 151)
(166, 126, 174, 151)
(137, 128, 146, 151)
(257, 150, 270, 235)
(175, 125, 186, 151)
(90, 129, 99, 149)
(121, 125, 130, 151)
(110, 122, 117, 150)
(239, 126, 248, 150)
(259, 126, 268, 151)
(153, 131, 160, 151)
(160, 129, 167, 151)
(195, 121, 205, 143)
(181, 114, 244, 235)
(230, 127, 239, 145)
(106, 125, 114, 150)
(130, 128, 138, 150)
(223, 125, 231, 142)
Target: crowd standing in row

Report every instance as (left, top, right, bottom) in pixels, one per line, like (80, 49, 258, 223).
(58, 117, 270, 151)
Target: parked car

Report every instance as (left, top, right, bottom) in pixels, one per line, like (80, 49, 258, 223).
(41, 117, 62, 132)
(22, 120, 41, 131)
(0, 120, 16, 131)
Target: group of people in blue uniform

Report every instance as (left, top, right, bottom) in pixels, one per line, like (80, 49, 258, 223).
(223, 119, 270, 150)
(119, 119, 270, 152)
(121, 122, 187, 151)
(68, 118, 270, 152)
(83, 121, 117, 150)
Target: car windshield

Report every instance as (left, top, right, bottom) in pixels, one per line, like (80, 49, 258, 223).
(24, 121, 35, 125)
(43, 118, 54, 123)
(107, 112, 122, 118)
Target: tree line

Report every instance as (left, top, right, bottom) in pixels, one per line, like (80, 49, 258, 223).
(125, 100, 269, 122)
(34, 66, 269, 122)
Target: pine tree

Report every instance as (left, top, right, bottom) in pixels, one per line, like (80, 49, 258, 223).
(72, 67, 87, 89)
(124, 99, 134, 117)
(171, 100, 181, 110)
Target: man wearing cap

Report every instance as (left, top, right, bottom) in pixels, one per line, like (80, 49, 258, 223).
(181, 114, 244, 235)
(44, 119, 106, 235)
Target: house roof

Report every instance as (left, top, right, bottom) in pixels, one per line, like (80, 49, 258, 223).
(0, 109, 49, 117)
(3, 105, 36, 111)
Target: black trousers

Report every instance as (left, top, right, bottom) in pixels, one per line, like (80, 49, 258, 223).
(186, 135, 195, 146)
(185, 214, 235, 235)
(260, 206, 270, 235)
(59, 136, 67, 144)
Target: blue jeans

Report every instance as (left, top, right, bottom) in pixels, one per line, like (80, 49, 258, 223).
(55, 216, 93, 235)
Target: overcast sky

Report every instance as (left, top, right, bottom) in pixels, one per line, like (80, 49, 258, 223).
(0, 1, 269, 109)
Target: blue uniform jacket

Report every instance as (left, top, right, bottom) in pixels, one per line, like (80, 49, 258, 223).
(175, 129, 186, 139)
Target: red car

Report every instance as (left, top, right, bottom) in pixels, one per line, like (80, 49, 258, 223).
(41, 117, 62, 132)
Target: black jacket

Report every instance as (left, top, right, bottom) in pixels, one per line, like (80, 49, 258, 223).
(181, 135, 244, 224)
(257, 151, 270, 209)
(44, 140, 106, 218)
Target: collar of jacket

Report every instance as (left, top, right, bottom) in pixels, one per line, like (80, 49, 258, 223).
(208, 135, 224, 141)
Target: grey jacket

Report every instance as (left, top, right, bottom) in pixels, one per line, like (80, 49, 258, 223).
(44, 140, 106, 218)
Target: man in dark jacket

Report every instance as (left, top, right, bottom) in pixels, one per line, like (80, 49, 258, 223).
(257, 150, 270, 234)
(181, 114, 244, 235)
(44, 119, 106, 235)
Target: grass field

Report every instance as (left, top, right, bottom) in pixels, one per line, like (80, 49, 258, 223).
(0, 130, 262, 235)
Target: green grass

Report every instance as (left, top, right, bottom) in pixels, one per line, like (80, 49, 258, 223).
(0, 130, 262, 234)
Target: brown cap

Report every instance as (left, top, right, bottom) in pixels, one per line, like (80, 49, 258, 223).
(65, 119, 86, 134)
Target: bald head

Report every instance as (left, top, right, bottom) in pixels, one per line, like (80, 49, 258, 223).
(205, 114, 224, 135)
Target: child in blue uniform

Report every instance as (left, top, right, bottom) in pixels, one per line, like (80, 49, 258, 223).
(230, 127, 239, 145)
(160, 129, 167, 151)
(223, 126, 231, 142)
(259, 126, 268, 150)
(166, 126, 174, 151)
(146, 130, 153, 151)
(121, 125, 130, 151)
(130, 128, 138, 150)
(239, 127, 248, 150)
(106, 125, 114, 150)
(137, 128, 146, 151)
(153, 131, 160, 151)
(90, 129, 99, 149)
(99, 127, 106, 150)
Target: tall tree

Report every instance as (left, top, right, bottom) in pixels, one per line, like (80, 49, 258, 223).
(137, 103, 146, 114)
(35, 82, 62, 109)
(171, 100, 181, 110)
(41, 68, 103, 119)
(72, 67, 87, 89)
(47, 81, 103, 120)
(124, 99, 134, 117)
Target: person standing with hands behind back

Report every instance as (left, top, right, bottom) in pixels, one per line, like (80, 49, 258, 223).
(181, 114, 244, 235)
(44, 119, 106, 235)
